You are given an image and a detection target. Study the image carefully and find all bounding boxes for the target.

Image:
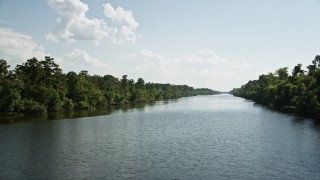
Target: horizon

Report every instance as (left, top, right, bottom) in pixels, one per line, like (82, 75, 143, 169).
(1, 0, 320, 91)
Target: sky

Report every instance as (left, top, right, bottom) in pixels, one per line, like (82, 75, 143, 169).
(0, 0, 320, 91)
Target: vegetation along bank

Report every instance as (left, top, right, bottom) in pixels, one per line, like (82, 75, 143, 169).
(0, 57, 219, 116)
(231, 55, 320, 119)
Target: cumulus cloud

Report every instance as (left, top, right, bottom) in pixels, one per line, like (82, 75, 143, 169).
(46, 0, 139, 44)
(103, 3, 139, 44)
(128, 49, 167, 73)
(0, 28, 46, 65)
(127, 49, 272, 91)
(0, 28, 113, 75)
(58, 49, 113, 75)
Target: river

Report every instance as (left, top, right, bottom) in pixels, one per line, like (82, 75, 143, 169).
(0, 94, 320, 179)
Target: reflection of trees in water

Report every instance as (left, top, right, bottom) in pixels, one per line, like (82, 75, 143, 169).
(0, 103, 159, 124)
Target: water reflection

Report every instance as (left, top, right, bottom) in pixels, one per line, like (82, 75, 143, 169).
(1, 94, 320, 179)
(0, 102, 160, 124)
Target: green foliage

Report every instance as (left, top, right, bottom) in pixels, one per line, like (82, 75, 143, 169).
(231, 55, 320, 119)
(195, 88, 220, 95)
(0, 57, 219, 116)
(16, 99, 47, 114)
(0, 60, 21, 114)
(63, 99, 74, 110)
(0, 86, 20, 113)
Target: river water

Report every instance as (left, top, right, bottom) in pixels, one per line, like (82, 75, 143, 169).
(0, 94, 320, 179)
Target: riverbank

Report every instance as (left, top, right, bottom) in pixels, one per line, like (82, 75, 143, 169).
(0, 57, 219, 118)
(230, 55, 320, 120)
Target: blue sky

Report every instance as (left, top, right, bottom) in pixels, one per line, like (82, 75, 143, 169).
(0, 0, 320, 91)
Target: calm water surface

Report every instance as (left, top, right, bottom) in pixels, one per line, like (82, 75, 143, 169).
(1, 94, 320, 179)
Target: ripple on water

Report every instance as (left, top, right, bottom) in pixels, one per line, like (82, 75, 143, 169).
(0, 94, 320, 179)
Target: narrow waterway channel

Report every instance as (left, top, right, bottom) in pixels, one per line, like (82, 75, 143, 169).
(1, 94, 319, 179)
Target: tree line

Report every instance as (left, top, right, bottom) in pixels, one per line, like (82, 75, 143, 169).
(0, 57, 219, 115)
(230, 55, 320, 119)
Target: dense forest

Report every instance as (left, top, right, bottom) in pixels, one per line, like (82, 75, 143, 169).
(0, 57, 219, 115)
(231, 55, 320, 119)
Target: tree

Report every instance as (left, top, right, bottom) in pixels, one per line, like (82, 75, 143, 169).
(0, 59, 10, 78)
(231, 55, 320, 119)
(292, 64, 304, 77)
(307, 55, 320, 76)
(276, 67, 289, 80)
(0, 60, 21, 113)
(0, 57, 219, 116)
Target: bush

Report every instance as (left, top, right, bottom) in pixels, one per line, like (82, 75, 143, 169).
(63, 99, 74, 110)
(281, 106, 296, 113)
(16, 99, 47, 114)
(77, 100, 92, 109)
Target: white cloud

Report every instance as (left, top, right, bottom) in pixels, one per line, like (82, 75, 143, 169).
(103, 3, 139, 44)
(58, 49, 114, 75)
(46, 0, 139, 44)
(0, 28, 46, 65)
(127, 49, 273, 91)
(0, 28, 113, 75)
(128, 49, 167, 73)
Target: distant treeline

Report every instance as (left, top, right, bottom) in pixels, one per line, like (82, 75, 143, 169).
(231, 55, 320, 119)
(0, 57, 219, 115)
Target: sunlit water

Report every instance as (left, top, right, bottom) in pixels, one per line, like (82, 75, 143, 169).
(1, 94, 320, 179)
